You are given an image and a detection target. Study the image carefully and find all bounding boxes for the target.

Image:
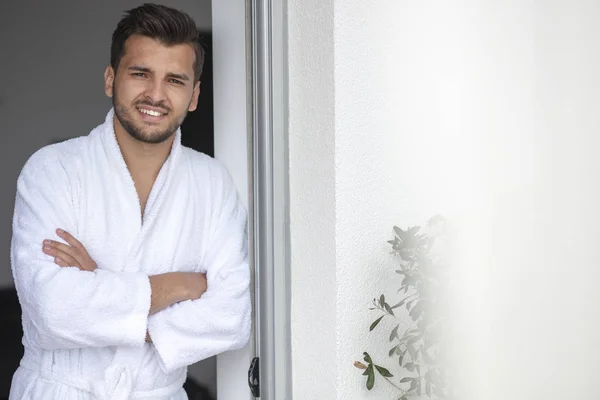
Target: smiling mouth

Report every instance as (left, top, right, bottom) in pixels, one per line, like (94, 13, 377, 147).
(137, 107, 168, 117)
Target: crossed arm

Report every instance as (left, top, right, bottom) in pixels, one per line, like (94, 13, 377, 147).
(41, 229, 207, 342)
(12, 154, 251, 372)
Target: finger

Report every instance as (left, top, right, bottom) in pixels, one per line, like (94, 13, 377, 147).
(43, 240, 80, 260)
(42, 246, 80, 268)
(54, 257, 71, 268)
(56, 229, 84, 251)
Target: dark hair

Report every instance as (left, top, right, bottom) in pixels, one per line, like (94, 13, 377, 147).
(111, 3, 205, 81)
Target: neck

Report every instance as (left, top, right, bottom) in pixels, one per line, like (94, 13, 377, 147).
(112, 115, 175, 180)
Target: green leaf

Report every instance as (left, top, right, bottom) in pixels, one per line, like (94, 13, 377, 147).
(366, 365, 375, 390)
(402, 275, 417, 287)
(409, 377, 418, 391)
(408, 335, 422, 345)
(370, 316, 384, 331)
(389, 345, 398, 357)
(389, 324, 399, 342)
(400, 377, 413, 383)
(407, 343, 417, 360)
(380, 294, 385, 307)
(394, 226, 405, 238)
(391, 299, 406, 309)
(363, 352, 373, 364)
(384, 303, 395, 316)
(375, 365, 394, 377)
(409, 301, 424, 321)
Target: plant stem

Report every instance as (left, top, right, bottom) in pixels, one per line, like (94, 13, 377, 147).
(383, 376, 407, 395)
(401, 293, 419, 304)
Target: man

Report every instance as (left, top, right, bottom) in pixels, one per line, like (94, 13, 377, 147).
(9, 4, 250, 399)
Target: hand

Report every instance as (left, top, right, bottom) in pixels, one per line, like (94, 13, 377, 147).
(148, 272, 208, 315)
(42, 229, 98, 272)
(184, 272, 208, 300)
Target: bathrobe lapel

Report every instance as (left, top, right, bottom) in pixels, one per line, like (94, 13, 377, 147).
(98, 109, 183, 274)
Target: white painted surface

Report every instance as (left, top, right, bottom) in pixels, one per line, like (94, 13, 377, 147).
(288, 0, 337, 399)
(334, 2, 470, 399)
(211, 1, 254, 399)
(288, 1, 600, 399)
(453, 3, 600, 399)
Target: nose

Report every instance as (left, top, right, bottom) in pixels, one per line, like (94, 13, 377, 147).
(143, 78, 167, 104)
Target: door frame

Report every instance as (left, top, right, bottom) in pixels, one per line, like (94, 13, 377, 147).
(213, 0, 291, 399)
(251, 0, 292, 399)
(211, 0, 253, 399)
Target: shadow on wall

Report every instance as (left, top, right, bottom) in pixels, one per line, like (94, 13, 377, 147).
(0, 287, 215, 400)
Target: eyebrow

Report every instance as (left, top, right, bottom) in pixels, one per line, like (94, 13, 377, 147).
(127, 66, 191, 82)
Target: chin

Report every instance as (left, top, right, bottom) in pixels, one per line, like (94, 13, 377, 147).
(134, 130, 175, 144)
(122, 120, 174, 144)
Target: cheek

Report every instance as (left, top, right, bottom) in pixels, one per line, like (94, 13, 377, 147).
(169, 89, 195, 111)
(115, 80, 146, 102)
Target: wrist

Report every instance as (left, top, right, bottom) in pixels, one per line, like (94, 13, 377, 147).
(171, 272, 197, 302)
(149, 273, 190, 314)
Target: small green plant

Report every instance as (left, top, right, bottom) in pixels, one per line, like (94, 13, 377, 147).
(354, 215, 449, 399)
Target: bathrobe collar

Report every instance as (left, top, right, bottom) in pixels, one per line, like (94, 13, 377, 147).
(98, 108, 183, 226)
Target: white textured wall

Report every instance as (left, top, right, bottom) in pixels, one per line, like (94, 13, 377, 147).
(289, 1, 468, 398)
(289, 1, 600, 399)
(334, 2, 469, 399)
(455, 2, 600, 399)
(288, 0, 337, 398)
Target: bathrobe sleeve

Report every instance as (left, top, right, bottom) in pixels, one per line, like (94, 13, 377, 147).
(11, 151, 151, 350)
(147, 163, 251, 373)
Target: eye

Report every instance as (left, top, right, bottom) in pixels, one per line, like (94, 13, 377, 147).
(169, 79, 184, 85)
(132, 72, 147, 78)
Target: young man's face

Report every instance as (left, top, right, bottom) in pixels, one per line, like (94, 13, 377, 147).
(104, 34, 200, 144)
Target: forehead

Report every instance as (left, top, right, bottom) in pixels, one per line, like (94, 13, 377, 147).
(120, 34, 196, 74)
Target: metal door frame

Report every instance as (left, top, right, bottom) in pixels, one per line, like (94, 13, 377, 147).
(251, 0, 292, 398)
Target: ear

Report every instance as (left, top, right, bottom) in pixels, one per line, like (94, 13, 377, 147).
(188, 81, 201, 112)
(104, 66, 115, 98)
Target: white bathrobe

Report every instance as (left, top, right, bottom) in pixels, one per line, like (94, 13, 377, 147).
(9, 109, 251, 400)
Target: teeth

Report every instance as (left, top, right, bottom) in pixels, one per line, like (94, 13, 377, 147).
(139, 108, 163, 117)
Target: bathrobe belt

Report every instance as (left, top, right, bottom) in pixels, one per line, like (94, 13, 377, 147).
(19, 350, 186, 399)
